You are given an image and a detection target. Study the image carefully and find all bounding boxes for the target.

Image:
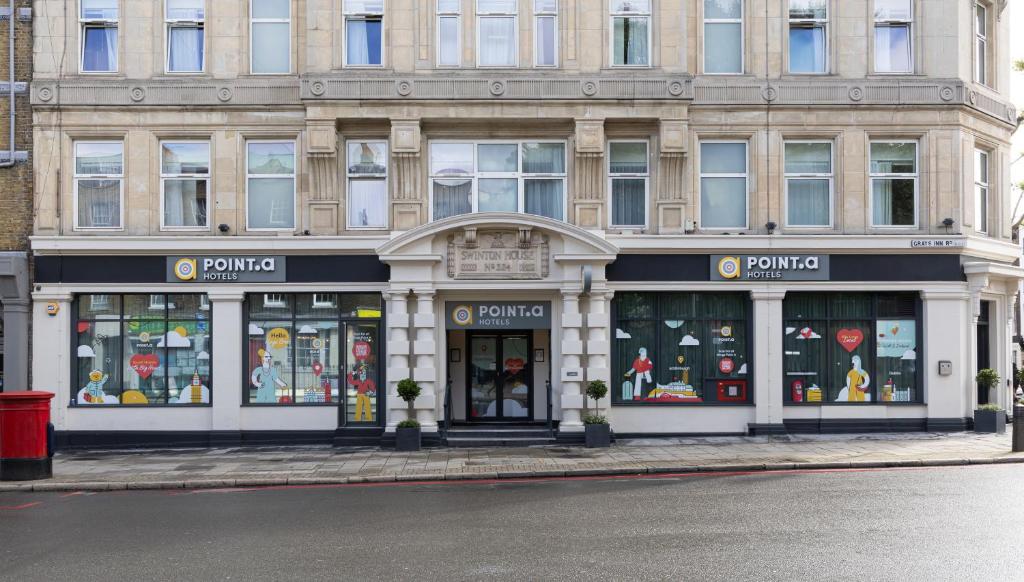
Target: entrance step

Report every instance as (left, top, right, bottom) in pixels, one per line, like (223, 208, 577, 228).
(444, 424, 556, 447)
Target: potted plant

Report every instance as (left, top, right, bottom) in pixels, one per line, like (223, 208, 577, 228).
(395, 378, 422, 451)
(975, 403, 1006, 434)
(583, 379, 611, 448)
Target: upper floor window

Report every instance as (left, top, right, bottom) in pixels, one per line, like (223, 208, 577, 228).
(166, 0, 205, 73)
(873, 0, 912, 73)
(700, 141, 748, 229)
(610, 0, 650, 67)
(344, 0, 384, 66)
(161, 141, 210, 230)
(608, 141, 649, 228)
(437, 0, 461, 66)
(784, 141, 833, 228)
(80, 0, 119, 73)
(870, 141, 917, 227)
(251, 0, 291, 74)
(788, 0, 827, 73)
(534, 0, 557, 67)
(975, 2, 989, 85)
(430, 141, 566, 221)
(347, 141, 388, 229)
(246, 141, 296, 230)
(975, 149, 990, 234)
(477, 0, 517, 67)
(74, 141, 124, 230)
(703, 0, 742, 74)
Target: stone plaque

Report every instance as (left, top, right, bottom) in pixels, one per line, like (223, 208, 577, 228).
(447, 228, 550, 280)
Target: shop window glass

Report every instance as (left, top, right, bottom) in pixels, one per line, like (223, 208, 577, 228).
(784, 293, 919, 405)
(74, 294, 211, 406)
(614, 292, 750, 405)
(346, 323, 380, 423)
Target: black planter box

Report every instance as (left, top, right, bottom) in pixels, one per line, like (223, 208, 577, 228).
(584, 423, 611, 448)
(395, 427, 421, 451)
(974, 409, 1006, 434)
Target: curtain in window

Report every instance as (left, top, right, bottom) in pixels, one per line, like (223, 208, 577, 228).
(613, 17, 648, 65)
(78, 179, 120, 227)
(872, 179, 914, 226)
(522, 143, 564, 173)
(433, 178, 472, 219)
(874, 25, 910, 72)
(525, 179, 562, 219)
(536, 15, 556, 65)
(346, 18, 382, 65)
(479, 17, 516, 66)
(348, 179, 387, 227)
(169, 26, 203, 71)
(252, 22, 289, 73)
(612, 179, 645, 226)
(789, 26, 824, 73)
(787, 179, 829, 226)
(164, 180, 207, 227)
(438, 16, 460, 65)
(83, 27, 118, 71)
(704, 22, 741, 73)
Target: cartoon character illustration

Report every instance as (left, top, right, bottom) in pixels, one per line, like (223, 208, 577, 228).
(173, 370, 210, 404)
(251, 349, 288, 403)
(645, 382, 702, 402)
(77, 370, 118, 404)
(838, 355, 871, 402)
(347, 362, 376, 422)
(624, 347, 654, 400)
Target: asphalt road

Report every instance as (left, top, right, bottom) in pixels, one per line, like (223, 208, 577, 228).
(2, 465, 1023, 581)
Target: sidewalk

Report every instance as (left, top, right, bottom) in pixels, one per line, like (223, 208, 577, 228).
(3, 431, 1022, 492)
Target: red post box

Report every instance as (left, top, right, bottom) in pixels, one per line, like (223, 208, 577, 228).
(0, 391, 55, 481)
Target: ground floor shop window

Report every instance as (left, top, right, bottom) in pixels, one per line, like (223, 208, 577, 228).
(73, 294, 211, 405)
(245, 293, 382, 423)
(613, 292, 751, 405)
(784, 293, 920, 404)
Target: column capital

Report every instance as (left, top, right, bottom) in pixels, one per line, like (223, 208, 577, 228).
(32, 291, 73, 302)
(561, 289, 582, 300)
(750, 290, 786, 301)
(920, 290, 970, 301)
(412, 288, 436, 300)
(383, 290, 410, 301)
(206, 289, 246, 302)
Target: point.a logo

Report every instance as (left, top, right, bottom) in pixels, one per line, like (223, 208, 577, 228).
(717, 256, 741, 279)
(173, 258, 198, 281)
(451, 305, 474, 327)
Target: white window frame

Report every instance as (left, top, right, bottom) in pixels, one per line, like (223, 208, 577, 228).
(783, 140, 834, 228)
(428, 139, 568, 221)
(79, 0, 119, 74)
(974, 2, 988, 86)
(868, 140, 919, 228)
(437, 0, 462, 67)
(245, 139, 297, 232)
(873, 0, 913, 74)
(609, 0, 651, 68)
(343, 0, 385, 68)
(165, 0, 205, 73)
(312, 293, 337, 309)
(345, 139, 389, 230)
(249, 0, 291, 75)
(702, 0, 743, 74)
(476, 0, 519, 68)
(73, 140, 125, 231)
(159, 140, 211, 231)
(533, 0, 558, 67)
(263, 293, 287, 308)
(787, 1, 828, 74)
(975, 149, 990, 235)
(698, 139, 750, 230)
(607, 140, 650, 229)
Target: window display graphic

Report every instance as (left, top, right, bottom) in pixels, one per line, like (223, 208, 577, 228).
(346, 325, 379, 423)
(251, 349, 289, 403)
(837, 354, 871, 402)
(623, 347, 653, 400)
(172, 369, 210, 404)
(77, 370, 118, 404)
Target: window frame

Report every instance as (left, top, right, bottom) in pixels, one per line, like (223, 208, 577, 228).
(345, 139, 390, 230)
(868, 139, 919, 229)
(787, 0, 828, 74)
(702, 0, 743, 74)
(343, 0, 385, 68)
(245, 139, 297, 232)
(159, 140, 212, 232)
(533, 0, 558, 68)
(698, 139, 750, 231)
(249, 0, 292, 75)
(428, 139, 568, 221)
(164, 0, 206, 74)
(872, 0, 913, 74)
(79, 0, 120, 74)
(607, 139, 650, 230)
(783, 139, 834, 229)
(476, 0, 519, 68)
(975, 148, 990, 235)
(437, 0, 462, 67)
(974, 1, 989, 86)
(73, 140, 126, 231)
(609, 0, 651, 68)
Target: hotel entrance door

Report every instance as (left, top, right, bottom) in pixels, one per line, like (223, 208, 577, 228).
(467, 332, 533, 420)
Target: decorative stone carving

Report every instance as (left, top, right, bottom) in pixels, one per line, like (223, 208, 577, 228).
(392, 152, 422, 202)
(396, 80, 413, 96)
(761, 86, 778, 102)
(658, 153, 686, 201)
(939, 85, 955, 101)
(447, 229, 550, 280)
(129, 86, 146, 102)
(659, 120, 688, 154)
(968, 90, 978, 105)
(308, 153, 338, 201)
(217, 87, 233, 102)
(390, 120, 421, 153)
(489, 80, 506, 96)
(574, 119, 605, 154)
(581, 81, 598, 96)
(310, 80, 327, 96)
(37, 86, 53, 102)
(667, 80, 685, 97)
(848, 86, 864, 102)
(574, 153, 604, 201)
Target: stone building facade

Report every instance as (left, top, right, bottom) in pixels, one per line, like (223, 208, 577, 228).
(29, 0, 1022, 446)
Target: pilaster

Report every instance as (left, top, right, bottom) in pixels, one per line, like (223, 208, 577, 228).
(306, 120, 340, 234)
(384, 290, 411, 430)
(209, 290, 245, 434)
(390, 120, 424, 231)
(750, 290, 786, 431)
(585, 291, 614, 416)
(559, 290, 585, 430)
(573, 119, 605, 229)
(412, 290, 438, 430)
(32, 292, 73, 429)
(921, 290, 972, 420)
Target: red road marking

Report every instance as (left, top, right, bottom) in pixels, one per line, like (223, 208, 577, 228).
(0, 502, 42, 510)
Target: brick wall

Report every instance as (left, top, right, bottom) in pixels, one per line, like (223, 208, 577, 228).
(0, 0, 32, 253)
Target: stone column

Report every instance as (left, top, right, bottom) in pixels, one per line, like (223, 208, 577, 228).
(412, 290, 438, 430)
(209, 290, 245, 445)
(585, 291, 614, 417)
(0, 251, 29, 391)
(384, 290, 411, 431)
(559, 290, 585, 431)
(751, 290, 786, 434)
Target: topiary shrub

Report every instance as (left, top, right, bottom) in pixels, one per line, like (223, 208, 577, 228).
(396, 378, 421, 419)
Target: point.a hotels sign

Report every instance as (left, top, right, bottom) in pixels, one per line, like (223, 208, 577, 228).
(446, 301, 551, 330)
(711, 255, 829, 281)
(167, 256, 287, 283)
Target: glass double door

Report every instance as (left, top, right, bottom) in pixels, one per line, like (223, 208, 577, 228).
(468, 332, 532, 420)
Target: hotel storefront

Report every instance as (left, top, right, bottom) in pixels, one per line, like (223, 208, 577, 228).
(30, 215, 1024, 447)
